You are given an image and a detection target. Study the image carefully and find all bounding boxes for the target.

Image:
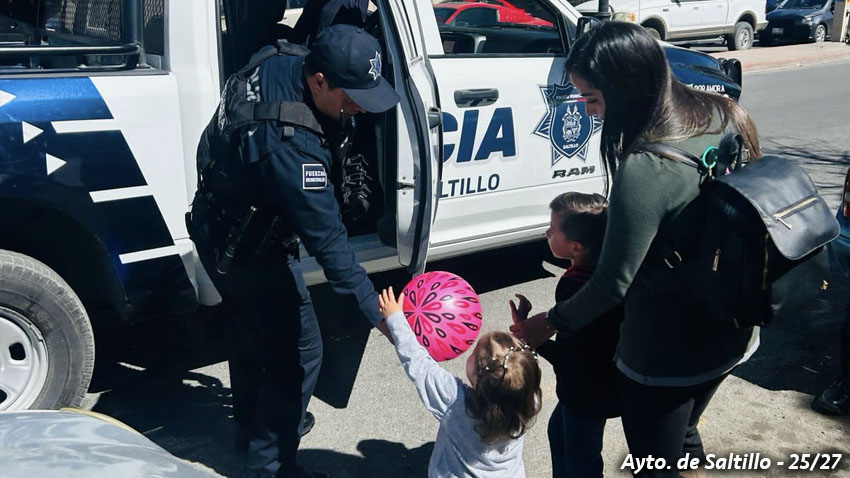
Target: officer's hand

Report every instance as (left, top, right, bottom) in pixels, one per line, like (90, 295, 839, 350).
(376, 319, 394, 345)
(378, 286, 404, 318)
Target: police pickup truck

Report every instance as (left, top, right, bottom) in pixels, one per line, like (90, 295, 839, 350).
(0, 0, 741, 411)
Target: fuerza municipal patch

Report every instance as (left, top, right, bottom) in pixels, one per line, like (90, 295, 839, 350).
(302, 163, 328, 190)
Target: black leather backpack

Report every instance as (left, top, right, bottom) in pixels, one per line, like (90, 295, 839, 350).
(638, 134, 840, 328)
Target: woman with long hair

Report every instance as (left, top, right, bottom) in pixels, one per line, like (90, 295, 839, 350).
(511, 21, 761, 477)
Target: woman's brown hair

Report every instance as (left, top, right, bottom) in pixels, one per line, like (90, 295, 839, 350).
(464, 331, 542, 443)
(565, 21, 761, 193)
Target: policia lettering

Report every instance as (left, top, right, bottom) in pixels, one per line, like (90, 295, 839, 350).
(442, 108, 516, 163)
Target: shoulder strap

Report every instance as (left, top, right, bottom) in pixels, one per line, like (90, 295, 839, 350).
(636, 142, 703, 170)
(274, 39, 310, 57)
(252, 101, 324, 137)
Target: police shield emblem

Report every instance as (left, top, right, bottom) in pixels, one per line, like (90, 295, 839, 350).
(534, 83, 602, 166)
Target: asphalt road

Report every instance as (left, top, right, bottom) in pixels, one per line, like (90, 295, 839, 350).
(83, 61, 850, 478)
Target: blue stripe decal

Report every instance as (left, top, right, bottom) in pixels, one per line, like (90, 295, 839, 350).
(95, 196, 175, 255)
(0, 78, 112, 122)
(47, 130, 147, 190)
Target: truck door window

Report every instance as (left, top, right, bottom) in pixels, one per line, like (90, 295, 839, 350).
(0, 0, 156, 72)
(431, 0, 563, 55)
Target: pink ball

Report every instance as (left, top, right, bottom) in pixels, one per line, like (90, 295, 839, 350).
(402, 271, 482, 362)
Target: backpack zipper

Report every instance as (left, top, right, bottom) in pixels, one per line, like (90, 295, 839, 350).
(772, 197, 818, 229)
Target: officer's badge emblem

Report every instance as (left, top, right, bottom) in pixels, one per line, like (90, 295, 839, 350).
(302, 163, 328, 190)
(369, 53, 381, 81)
(533, 83, 602, 166)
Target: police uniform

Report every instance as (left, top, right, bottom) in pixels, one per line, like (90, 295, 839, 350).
(189, 25, 399, 478)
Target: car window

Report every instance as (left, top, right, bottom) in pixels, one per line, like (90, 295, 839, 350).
(434, 7, 455, 23)
(452, 7, 498, 25)
(430, 0, 563, 56)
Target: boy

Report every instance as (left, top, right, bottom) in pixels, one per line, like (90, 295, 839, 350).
(510, 192, 621, 478)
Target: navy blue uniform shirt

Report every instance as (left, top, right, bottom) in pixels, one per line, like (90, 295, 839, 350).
(243, 52, 383, 326)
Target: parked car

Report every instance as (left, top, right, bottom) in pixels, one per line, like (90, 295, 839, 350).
(0, 409, 221, 478)
(575, 0, 767, 50)
(759, 0, 835, 44)
(828, 167, 850, 288)
(434, 0, 554, 26)
(766, 0, 780, 13)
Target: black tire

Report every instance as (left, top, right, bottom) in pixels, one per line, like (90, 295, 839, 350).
(0, 250, 94, 410)
(813, 23, 827, 43)
(759, 36, 773, 46)
(644, 25, 662, 40)
(727, 22, 754, 50)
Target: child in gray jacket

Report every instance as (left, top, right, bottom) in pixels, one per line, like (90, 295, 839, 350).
(378, 287, 542, 478)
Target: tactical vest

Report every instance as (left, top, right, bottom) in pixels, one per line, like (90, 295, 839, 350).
(193, 40, 322, 274)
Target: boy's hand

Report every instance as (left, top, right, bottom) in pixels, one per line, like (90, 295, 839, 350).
(509, 294, 533, 324)
(510, 311, 555, 348)
(378, 286, 404, 318)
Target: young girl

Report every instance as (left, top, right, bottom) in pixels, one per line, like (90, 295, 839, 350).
(378, 287, 542, 478)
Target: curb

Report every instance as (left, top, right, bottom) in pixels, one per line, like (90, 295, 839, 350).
(710, 43, 850, 72)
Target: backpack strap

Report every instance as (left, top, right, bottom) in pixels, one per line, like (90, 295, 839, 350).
(235, 41, 324, 138)
(636, 142, 705, 173)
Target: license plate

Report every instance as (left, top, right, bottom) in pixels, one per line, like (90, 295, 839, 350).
(772, 27, 784, 35)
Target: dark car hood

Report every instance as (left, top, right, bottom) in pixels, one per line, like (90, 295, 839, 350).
(663, 45, 742, 101)
(767, 7, 821, 19)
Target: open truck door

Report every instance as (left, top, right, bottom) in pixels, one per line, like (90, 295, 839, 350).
(382, 0, 443, 276)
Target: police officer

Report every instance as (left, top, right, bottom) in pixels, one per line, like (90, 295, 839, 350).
(189, 25, 399, 478)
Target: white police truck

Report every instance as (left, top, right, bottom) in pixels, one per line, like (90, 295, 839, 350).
(0, 0, 741, 411)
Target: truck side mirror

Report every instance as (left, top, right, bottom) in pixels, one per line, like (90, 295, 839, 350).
(576, 16, 601, 38)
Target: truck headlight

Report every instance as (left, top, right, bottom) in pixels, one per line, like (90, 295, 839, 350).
(613, 11, 636, 22)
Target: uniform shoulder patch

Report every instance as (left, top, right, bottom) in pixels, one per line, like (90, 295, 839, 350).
(302, 163, 328, 190)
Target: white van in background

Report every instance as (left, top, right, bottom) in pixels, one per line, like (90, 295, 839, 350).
(576, 0, 767, 49)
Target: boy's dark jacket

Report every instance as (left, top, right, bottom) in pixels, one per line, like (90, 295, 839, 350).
(538, 265, 622, 418)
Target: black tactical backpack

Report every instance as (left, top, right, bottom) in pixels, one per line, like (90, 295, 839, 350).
(638, 135, 839, 329)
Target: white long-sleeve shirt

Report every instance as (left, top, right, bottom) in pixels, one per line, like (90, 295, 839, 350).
(385, 311, 526, 478)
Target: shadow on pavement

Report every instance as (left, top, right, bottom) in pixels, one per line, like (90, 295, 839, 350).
(89, 359, 245, 478)
(300, 440, 434, 478)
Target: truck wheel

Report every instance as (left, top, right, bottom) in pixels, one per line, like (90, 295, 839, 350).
(0, 250, 94, 410)
(644, 25, 662, 40)
(813, 24, 827, 42)
(727, 22, 754, 50)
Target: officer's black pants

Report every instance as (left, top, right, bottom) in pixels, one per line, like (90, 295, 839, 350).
(618, 372, 727, 478)
(195, 227, 322, 478)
